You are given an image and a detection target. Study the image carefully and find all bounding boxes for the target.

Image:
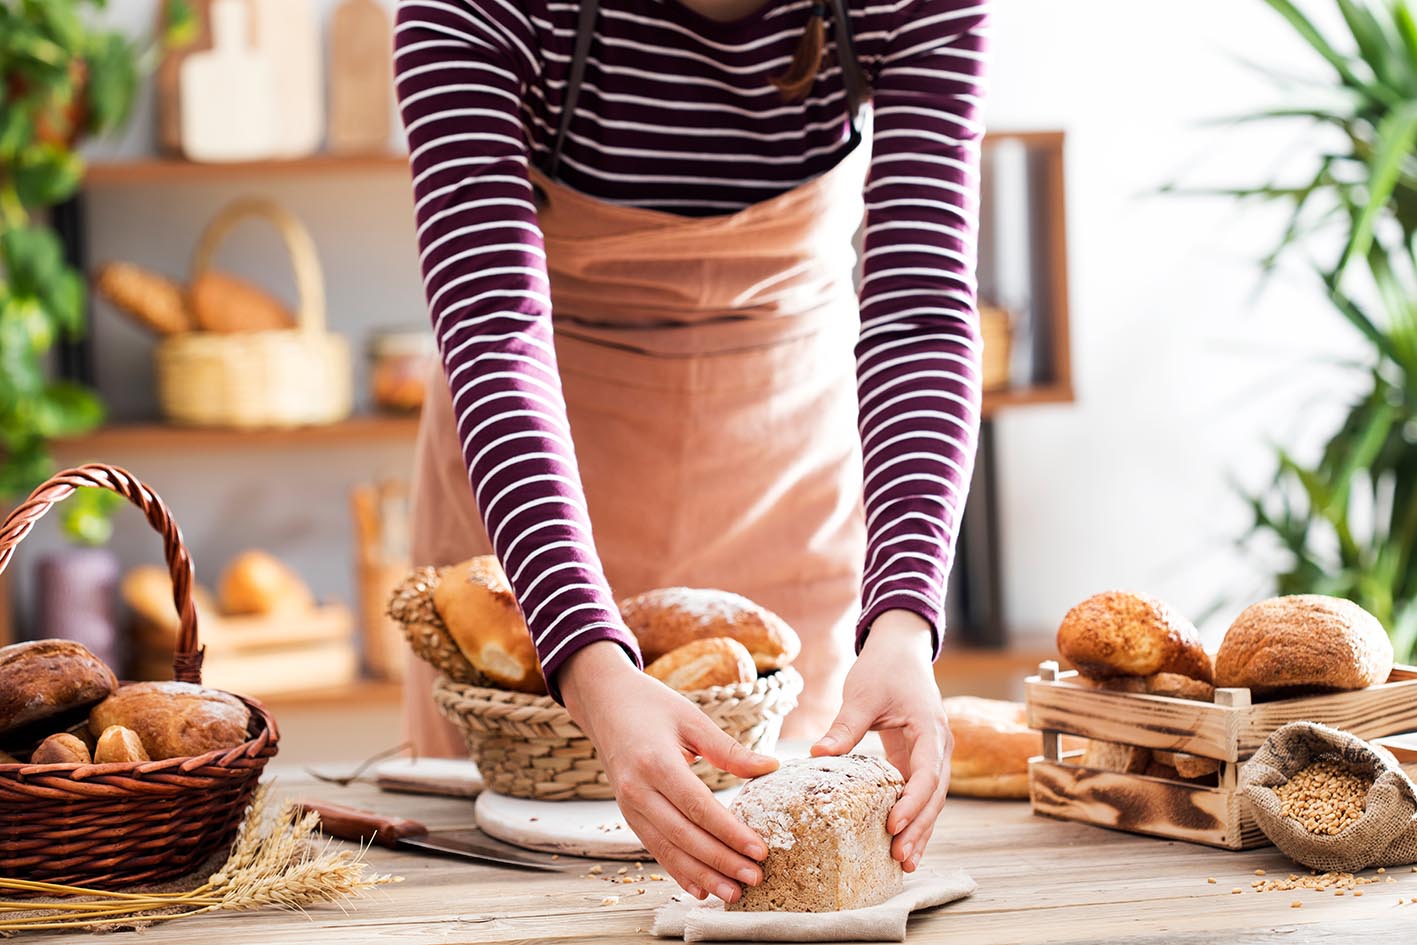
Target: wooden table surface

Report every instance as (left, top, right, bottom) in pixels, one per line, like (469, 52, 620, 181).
(86, 769, 1414, 945)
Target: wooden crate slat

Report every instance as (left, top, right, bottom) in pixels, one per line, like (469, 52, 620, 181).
(1025, 673, 1241, 761)
(1239, 670, 1417, 754)
(1029, 759, 1266, 850)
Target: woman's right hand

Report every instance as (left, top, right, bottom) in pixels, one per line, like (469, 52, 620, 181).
(559, 641, 779, 903)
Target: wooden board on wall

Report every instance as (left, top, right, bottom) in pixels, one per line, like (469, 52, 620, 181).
(329, 0, 394, 155)
(156, 0, 215, 156)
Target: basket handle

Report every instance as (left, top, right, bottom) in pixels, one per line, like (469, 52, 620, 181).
(189, 197, 327, 334)
(0, 464, 204, 684)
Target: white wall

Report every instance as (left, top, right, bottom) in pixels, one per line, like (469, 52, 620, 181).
(15, 1, 1371, 654)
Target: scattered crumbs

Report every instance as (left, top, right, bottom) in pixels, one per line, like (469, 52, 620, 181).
(1246, 871, 1381, 894)
(1231, 888, 1243, 895)
(529, 817, 539, 822)
(1388, 877, 1397, 884)
(650, 874, 665, 882)
(635, 875, 645, 883)
(551, 854, 560, 861)
(1354, 891, 1363, 897)
(600, 896, 619, 906)
(1206, 878, 1216, 884)
(1255, 869, 1266, 876)
(1291, 901, 1302, 909)
(1335, 890, 1345, 896)
(588, 865, 603, 875)
(635, 862, 643, 870)
(617, 867, 628, 875)
(637, 888, 646, 895)
(1378, 868, 1387, 874)
(620, 877, 634, 885)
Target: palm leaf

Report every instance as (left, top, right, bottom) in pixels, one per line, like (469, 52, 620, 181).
(1337, 100, 1417, 274)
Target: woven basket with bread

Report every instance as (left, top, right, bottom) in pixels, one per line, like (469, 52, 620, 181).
(0, 465, 279, 889)
(389, 557, 802, 800)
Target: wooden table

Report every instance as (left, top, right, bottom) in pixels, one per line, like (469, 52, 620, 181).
(88, 770, 1414, 945)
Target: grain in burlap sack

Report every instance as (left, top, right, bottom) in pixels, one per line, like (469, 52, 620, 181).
(1240, 721, 1417, 871)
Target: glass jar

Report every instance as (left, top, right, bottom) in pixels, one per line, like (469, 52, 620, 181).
(368, 328, 436, 412)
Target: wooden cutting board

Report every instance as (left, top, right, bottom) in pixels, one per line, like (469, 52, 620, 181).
(375, 758, 486, 798)
(250, 0, 324, 157)
(474, 787, 742, 861)
(156, 0, 214, 156)
(179, 0, 277, 162)
(328, 0, 394, 155)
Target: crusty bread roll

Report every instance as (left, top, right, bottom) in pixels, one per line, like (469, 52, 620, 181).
(0, 640, 117, 739)
(32, 732, 92, 765)
(620, 587, 799, 672)
(94, 725, 150, 764)
(218, 550, 314, 616)
(1151, 749, 1219, 779)
(1215, 595, 1393, 696)
(1081, 740, 1151, 774)
(433, 556, 545, 695)
(122, 565, 218, 636)
(188, 271, 297, 333)
(89, 682, 251, 760)
(1057, 591, 1212, 683)
(387, 567, 488, 685)
(1081, 672, 1215, 702)
(944, 696, 1084, 798)
(646, 637, 756, 692)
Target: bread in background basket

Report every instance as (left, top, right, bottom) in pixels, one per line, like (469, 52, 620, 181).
(387, 556, 803, 800)
(122, 550, 357, 698)
(0, 464, 279, 889)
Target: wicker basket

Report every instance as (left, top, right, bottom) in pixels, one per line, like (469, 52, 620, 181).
(979, 305, 1013, 391)
(433, 669, 803, 801)
(155, 199, 352, 428)
(0, 465, 279, 889)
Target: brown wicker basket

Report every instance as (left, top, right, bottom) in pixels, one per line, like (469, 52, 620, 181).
(0, 464, 279, 889)
(432, 669, 802, 801)
(154, 198, 352, 428)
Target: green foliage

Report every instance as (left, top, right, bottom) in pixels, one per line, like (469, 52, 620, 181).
(1221, 0, 1417, 661)
(0, 0, 182, 543)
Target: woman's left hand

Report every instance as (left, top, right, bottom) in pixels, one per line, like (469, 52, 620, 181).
(810, 609, 951, 872)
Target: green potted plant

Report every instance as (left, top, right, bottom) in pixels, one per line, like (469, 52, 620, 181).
(1, 0, 192, 652)
(1203, 0, 1417, 662)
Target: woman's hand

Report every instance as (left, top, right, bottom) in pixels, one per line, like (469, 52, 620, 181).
(811, 609, 951, 872)
(559, 641, 779, 903)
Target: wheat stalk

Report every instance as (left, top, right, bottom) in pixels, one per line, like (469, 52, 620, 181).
(0, 784, 397, 935)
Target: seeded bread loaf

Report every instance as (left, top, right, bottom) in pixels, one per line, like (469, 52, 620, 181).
(432, 556, 545, 694)
(728, 755, 903, 912)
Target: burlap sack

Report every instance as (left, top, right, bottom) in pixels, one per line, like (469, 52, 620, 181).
(1240, 721, 1417, 871)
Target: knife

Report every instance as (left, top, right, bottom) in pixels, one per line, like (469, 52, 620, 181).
(297, 799, 566, 872)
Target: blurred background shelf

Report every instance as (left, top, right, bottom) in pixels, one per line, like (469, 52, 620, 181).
(84, 153, 408, 185)
(54, 413, 421, 453)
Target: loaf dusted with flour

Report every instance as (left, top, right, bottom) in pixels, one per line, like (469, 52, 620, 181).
(727, 755, 904, 912)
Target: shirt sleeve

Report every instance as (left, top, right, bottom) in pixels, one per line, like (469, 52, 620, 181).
(394, 0, 641, 700)
(854, 0, 990, 656)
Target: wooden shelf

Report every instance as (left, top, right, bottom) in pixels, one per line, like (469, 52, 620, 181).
(84, 153, 408, 185)
(981, 382, 1074, 415)
(259, 678, 403, 709)
(52, 412, 421, 453)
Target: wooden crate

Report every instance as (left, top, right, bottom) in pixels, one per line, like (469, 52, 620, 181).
(1026, 661, 1417, 850)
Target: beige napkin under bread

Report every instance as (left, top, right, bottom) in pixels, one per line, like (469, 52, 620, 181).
(652, 868, 976, 942)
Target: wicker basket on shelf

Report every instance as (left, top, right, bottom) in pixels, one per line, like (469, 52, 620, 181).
(432, 669, 802, 801)
(155, 198, 351, 428)
(0, 465, 279, 889)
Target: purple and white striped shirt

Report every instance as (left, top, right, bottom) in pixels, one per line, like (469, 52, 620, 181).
(395, 0, 988, 697)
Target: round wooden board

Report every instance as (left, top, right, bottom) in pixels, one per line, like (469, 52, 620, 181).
(474, 787, 741, 861)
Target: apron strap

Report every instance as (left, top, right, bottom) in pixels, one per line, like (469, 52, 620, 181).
(545, 0, 602, 182)
(544, 0, 870, 182)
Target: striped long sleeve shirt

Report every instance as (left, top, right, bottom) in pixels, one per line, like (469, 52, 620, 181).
(395, 0, 987, 698)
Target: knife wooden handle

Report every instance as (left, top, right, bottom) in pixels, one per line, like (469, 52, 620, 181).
(297, 799, 429, 848)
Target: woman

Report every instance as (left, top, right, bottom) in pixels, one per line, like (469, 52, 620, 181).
(395, 0, 987, 905)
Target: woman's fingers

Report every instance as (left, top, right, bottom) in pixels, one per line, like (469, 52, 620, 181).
(629, 798, 754, 903)
(886, 723, 944, 840)
(811, 702, 873, 757)
(656, 750, 769, 862)
(689, 719, 779, 781)
(894, 758, 949, 869)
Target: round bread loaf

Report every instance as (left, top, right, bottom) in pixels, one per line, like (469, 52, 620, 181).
(218, 550, 313, 616)
(620, 587, 800, 672)
(645, 637, 756, 691)
(1215, 595, 1393, 695)
(432, 556, 545, 695)
(89, 682, 251, 760)
(1056, 591, 1212, 683)
(943, 696, 1084, 799)
(0, 640, 117, 739)
(31, 732, 92, 766)
(94, 724, 151, 764)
